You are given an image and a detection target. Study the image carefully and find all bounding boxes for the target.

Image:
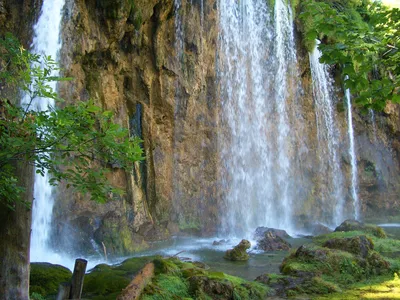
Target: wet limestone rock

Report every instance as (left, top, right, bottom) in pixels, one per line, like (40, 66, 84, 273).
(224, 239, 251, 261)
(334, 220, 387, 238)
(254, 227, 291, 239)
(323, 235, 374, 258)
(256, 231, 291, 252)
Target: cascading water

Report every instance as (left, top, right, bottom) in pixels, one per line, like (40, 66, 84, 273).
(345, 79, 360, 220)
(23, 0, 66, 262)
(174, 0, 184, 62)
(369, 109, 378, 143)
(273, 0, 298, 231)
(218, 0, 299, 237)
(309, 41, 345, 226)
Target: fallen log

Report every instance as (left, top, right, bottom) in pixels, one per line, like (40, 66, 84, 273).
(116, 262, 155, 300)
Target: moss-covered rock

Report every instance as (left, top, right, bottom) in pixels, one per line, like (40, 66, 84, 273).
(30, 263, 72, 298)
(323, 235, 374, 258)
(334, 220, 387, 238)
(141, 257, 269, 300)
(224, 239, 251, 261)
(82, 256, 156, 300)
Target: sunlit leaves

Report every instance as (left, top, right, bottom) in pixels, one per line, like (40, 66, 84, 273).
(0, 34, 144, 207)
(299, 0, 400, 111)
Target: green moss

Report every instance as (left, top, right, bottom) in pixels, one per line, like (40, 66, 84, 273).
(178, 216, 201, 232)
(30, 263, 72, 298)
(128, 0, 142, 30)
(314, 273, 400, 299)
(141, 258, 269, 300)
(82, 256, 155, 300)
(293, 276, 340, 295)
(142, 274, 190, 300)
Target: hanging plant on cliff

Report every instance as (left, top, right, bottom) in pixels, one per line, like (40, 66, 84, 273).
(0, 33, 144, 209)
(299, 0, 400, 111)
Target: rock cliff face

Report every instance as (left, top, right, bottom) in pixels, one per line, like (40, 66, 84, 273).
(53, 0, 219, 255)
(1, 0, 399, 256)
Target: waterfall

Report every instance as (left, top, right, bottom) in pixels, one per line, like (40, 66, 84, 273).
(309, 41, 344, 226)
(174, 0, 184, 62)
(345, 79, 360, 220)
(369, 109, 378, 143)
(273, 0, 298, 231)
(23, 0, 66, 262)
(218, 0, 300, 236)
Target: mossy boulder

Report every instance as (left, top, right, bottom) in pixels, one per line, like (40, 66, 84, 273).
(30, 263, 72, 298)
(335, 220, 387, 238)
(281, 232, 391, 291)
(323, 235, 374, 258)
(224, 239, 251, 261)
(188, 275, 234, 298)
(256, 231, 291, 251)
(141, 257, 269, 300)
(82, 256, 156, 300)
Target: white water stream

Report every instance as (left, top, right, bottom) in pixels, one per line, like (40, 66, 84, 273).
(309, 41, 344, 226)
(218, 0, 301, 237)
(24, 0, 66, 264)
(345, 78, 360, 220)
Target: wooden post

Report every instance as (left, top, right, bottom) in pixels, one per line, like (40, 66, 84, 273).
(69, 258, 87, 299)
(56, 282, 71, 300)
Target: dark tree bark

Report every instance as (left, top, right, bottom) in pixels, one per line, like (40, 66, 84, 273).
(0, 161, 34, 300)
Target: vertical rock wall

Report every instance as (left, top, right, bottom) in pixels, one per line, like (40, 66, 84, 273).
(53, 0, 219, 255)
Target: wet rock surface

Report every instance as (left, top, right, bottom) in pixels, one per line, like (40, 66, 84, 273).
(323, 235, 374, 258)
(254, 227, 291, 239)
(256, 231, 291, 252)
(224, 239, 251, 261)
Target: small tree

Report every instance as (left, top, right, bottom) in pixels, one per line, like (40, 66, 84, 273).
(0, 33, 143, 298)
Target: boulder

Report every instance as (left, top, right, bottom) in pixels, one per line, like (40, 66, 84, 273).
(334, 219, 365, 232)
(334, 220, 386, 238)
(256, 231, 291, 251)
(189, 276, 234, 298)
(294, 245, 329, 261)
(212, 239, 229, 246)
(30, 263, 72, 298)
(254, 274, 271, 284)
(323, 235, 374, 258)
(254, 227, 290, 239)
(224, 239, 251, 261)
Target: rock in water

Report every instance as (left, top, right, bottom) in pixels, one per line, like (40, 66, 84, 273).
(254, 227, 290, 239)
(256, 231, 291, 251)
(224, 239, 251, 261)
(323, 235, 374, 258)
(334, 219, 386, 238)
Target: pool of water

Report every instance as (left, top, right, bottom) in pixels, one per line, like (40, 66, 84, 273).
(108, 236, 312, 281)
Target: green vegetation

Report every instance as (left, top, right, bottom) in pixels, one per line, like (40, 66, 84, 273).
(315, 273, 400, 299)
(0, 33, 143, 209)
(142, 257, 270, 300)
(298, 0, 400, 111)
(277, 225, 400, 298)
(83, 256, 157, 300)
(30, 263, 72, 298)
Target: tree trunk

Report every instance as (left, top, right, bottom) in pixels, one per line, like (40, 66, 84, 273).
(0, 161, 34, 300)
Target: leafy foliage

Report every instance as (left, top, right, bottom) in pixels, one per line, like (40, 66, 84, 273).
(299, 0, 400, 111)
(0, 33, 143, 208)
